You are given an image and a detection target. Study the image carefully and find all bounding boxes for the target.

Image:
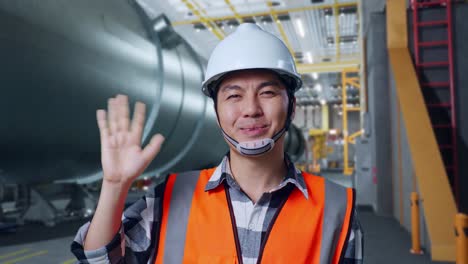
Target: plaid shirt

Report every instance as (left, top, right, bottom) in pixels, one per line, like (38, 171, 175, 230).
(71, 154, 363, 263)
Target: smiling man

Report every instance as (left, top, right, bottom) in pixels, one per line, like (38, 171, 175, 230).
(71, 23, 363, 264)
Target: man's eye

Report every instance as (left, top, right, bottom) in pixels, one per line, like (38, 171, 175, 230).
(261, 90, 275, 95)
(227, 94, 240, 100)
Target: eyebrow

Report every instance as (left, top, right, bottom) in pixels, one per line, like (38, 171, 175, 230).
(219, 80, 281, 93)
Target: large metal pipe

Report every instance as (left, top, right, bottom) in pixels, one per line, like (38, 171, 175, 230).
(0, 0, 228, 184)
(0, 0, 305, 185)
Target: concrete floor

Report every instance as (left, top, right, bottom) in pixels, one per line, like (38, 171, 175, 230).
(358, 209, 453, 264)
(0, 219, 85, 264)
(0, 210, 454, 264)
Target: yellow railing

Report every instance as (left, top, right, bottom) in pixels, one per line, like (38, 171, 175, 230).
(341, 70, 361, 175)
(297, 60, 360, 74)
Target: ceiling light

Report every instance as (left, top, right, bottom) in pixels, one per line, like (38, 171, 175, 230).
(314, 84, 322, 92)
(312, 72, 318, 80)
(305, 52, 313, 63)
(320, 99, 326, 105)
(295, 18, 305, 38)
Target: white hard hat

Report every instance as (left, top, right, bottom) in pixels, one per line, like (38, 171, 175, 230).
(201, 23, 302, 97)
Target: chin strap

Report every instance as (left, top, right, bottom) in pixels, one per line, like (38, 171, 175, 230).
(221, 127, 286, 156)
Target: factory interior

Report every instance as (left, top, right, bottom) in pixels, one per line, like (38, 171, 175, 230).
(0, 0, 467, 263)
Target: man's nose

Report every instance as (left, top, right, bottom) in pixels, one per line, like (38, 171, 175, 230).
(242, 95, 263, 118)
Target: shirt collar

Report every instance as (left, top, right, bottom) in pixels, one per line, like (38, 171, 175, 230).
(204, 153, 309, 199)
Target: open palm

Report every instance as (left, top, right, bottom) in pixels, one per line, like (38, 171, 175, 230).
(96, 94, 164, 187)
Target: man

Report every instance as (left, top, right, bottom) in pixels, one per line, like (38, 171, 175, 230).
(71, 23, 363, 263)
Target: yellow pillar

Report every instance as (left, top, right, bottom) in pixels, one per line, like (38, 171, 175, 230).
(455, 213, 468, 264)
(410, 192, 424, 255)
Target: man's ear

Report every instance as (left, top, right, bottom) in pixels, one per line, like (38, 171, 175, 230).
(291, 96, 296, 120)
(212, 101, 220, 127)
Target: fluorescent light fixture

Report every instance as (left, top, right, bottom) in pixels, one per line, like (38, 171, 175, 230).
(295, 18, 305, 38)
(305, 52, 313, 63)
(314, 84, 322, 92)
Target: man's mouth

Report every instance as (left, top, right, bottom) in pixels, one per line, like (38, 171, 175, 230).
(240, 125, 268, 131)
(239, 125, 269, 136)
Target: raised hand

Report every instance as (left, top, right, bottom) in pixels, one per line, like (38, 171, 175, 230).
(96, 94, 165, 187)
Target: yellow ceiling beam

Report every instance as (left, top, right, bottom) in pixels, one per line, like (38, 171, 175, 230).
(224, 0, 243, 23)
(266, 1, 295, 59)
(172, 2, 358, 26)
(180, 0, 225, 40)
(297, 60, 360, 73)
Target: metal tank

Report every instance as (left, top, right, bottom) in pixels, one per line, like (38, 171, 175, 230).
(284, 124, 306, 162)
(0, 0, 228, 185)
(0, 0, 305, 186)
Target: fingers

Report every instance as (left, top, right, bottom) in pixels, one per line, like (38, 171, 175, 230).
(131, 101, 146, 143)
(96, 109, 109, 145)
(108, 98, 118, 135)
(117, 95, 130, 132)
(142, 134, 165, 163)
(104, 94, 146, 146)
(108, 94, 130, 133)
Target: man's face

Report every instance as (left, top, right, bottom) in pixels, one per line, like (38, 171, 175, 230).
(216, 69, 292, 144)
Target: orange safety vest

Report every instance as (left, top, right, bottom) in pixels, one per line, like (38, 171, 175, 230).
(154, 168, 355, 264)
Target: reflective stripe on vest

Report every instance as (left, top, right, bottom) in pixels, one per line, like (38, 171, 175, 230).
(155, 168, 355, 264)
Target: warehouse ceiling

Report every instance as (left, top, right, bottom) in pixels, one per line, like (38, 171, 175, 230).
(136, 0, 361, 107)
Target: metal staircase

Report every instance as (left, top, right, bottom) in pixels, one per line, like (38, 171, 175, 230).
(411, 0, 459, 205)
